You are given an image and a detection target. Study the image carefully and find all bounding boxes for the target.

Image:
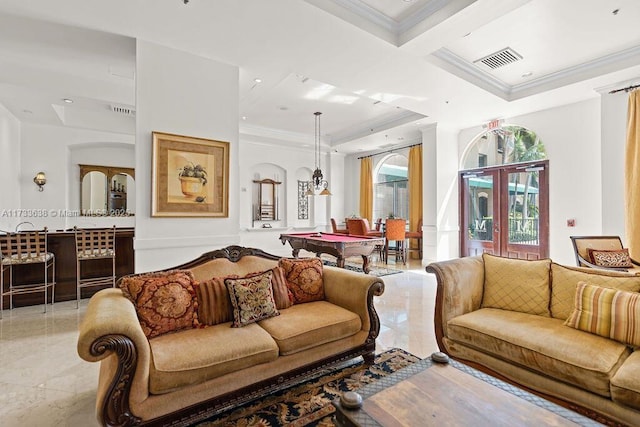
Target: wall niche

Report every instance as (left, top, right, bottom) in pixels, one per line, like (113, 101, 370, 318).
(251, 164, 285, 228)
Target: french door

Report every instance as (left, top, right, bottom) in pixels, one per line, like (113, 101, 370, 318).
(460, 160, 549, 259)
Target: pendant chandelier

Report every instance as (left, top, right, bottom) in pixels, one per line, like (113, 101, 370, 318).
(306, 111, 331, 196)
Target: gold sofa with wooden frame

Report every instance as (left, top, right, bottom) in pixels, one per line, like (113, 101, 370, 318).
(77, 246, 384, 426)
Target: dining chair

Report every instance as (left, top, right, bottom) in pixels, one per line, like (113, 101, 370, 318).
(384, 218, 406, 264)
(331, 218, 348, 234)
(406, 218, 423, 259)
(0, 228, 55, 318)
(347, 218, 382, 237)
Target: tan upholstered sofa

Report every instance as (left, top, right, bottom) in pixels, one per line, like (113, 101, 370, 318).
(427, 253, 640, 426)
(77, 246, 384, 426)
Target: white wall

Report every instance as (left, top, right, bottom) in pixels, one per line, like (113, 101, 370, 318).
(0, 103, 21, 232)
(18, 123, 134, 231)
(135, 40, 239, 272)
(458, 98, 602, 265)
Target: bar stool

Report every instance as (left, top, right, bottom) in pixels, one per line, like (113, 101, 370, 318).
(384, 218, 407, 264)
(74, 226, 116, 308)
(0, 228, 55, 319)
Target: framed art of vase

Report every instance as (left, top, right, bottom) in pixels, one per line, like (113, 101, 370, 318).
(151, 131, 229, 217)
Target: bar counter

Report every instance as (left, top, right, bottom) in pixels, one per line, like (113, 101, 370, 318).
(1, 227, 134, 308)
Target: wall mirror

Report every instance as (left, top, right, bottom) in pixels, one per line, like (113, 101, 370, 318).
(80, 164, 135, 216)
(253, 178, 280, 221)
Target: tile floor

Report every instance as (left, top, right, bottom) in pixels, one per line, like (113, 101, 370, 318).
(0, 257, 437, 426)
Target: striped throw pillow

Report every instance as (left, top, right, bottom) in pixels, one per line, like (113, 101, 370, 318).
(564, 282, 640, 346)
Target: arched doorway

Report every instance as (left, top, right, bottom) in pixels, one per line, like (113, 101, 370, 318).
(460, 126, 549, 259)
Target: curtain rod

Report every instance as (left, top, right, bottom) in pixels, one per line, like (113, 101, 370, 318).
(609, 84, 640, 94)
(357, 143, 422, 160)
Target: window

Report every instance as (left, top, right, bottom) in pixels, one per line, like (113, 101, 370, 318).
(374, 154, 408, 220)
(463, 126, 546, 169)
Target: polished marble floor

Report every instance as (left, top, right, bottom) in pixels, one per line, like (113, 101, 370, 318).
(0, 257, 437, 426)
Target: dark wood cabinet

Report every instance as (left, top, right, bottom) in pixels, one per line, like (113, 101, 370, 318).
(1, 228, 134, 308)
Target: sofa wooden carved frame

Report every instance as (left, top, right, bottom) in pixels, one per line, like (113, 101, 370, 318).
(88, 245, 384, 427)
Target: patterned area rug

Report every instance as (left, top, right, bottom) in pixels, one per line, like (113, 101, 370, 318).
(194, 348, 420, 427)
(321, 260, 402, 277)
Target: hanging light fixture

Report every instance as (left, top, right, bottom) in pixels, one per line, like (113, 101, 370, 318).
(306, 111, 331, 196)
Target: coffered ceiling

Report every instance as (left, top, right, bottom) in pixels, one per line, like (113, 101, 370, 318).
(0, 0, 638, 154)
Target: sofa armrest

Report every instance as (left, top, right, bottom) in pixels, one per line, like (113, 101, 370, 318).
(322, 266, 385, 341)
(77, 288, 150, 426)
(426, 256, 485, 354)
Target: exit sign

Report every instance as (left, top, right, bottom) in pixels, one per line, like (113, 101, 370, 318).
(487, 119, 501, 130)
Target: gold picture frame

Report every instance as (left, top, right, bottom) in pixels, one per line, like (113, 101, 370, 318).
(151, 132, 229, 217)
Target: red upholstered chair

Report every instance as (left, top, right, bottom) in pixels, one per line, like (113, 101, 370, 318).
(331, 218, 348, 234)
(347, 218, 383, 237)
(406, 218, 423, 259)
(384, 218, 406, 264)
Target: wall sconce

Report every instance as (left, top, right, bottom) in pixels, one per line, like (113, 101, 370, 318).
(33, 172, 46, 191)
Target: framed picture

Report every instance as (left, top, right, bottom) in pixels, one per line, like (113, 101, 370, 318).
(151, 132, 229, 217)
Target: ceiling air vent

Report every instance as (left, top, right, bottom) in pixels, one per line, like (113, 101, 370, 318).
(474, 47, 522, 70)
(110, 104, 136, 117)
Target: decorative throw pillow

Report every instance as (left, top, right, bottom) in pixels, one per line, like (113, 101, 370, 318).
(195, 276, 236, 326)
(565, 282, 640, 346)
(588, 248, 633, 268)
(119, 270, 199, 338)
(225, 270, 280, 327)
(481, 253, 551, 316)
(278, 257, 324, 304)
(550, 263, 640, 320)
(270, 266, 294, 309)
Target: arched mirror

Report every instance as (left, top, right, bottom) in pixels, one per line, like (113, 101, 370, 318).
(80, 164, 135, 216)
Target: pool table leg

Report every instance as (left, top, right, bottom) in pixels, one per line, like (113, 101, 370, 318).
(361, 255, 371, 274)
(336, 256, 345, 268)
(291, 248, 300, 258)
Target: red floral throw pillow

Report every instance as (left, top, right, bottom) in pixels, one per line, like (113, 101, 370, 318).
(277, 257, 324, 304)
(588, 248, 634, 268)
(119, 270, 199, 338)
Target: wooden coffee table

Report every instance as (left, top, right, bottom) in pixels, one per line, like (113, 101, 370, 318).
(334, 356, 602, 426)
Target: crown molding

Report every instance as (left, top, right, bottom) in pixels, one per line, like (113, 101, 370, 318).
(431, 44, 640, 101)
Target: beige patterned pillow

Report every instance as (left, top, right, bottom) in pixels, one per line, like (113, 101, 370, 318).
(550, 263, 640, 320)
(225, 271, 280, 327)
(481, 253, 551, 316)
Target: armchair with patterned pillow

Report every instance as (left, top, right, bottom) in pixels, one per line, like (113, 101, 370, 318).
(570, 235, 640, 274)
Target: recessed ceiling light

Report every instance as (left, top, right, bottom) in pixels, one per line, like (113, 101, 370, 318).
(612, 8, 620, 15)
(463, 32, 472, 37)
(522, 71, 533, 78)
(63, 98, 74, 103)
(254, 78, 262, 83)
(241, 116, 247, 120)
(23, 109, 33, 114)
(278, 106, 288, 111)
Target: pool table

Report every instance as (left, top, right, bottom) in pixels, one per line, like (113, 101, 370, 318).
(279, 232, 384, 273)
